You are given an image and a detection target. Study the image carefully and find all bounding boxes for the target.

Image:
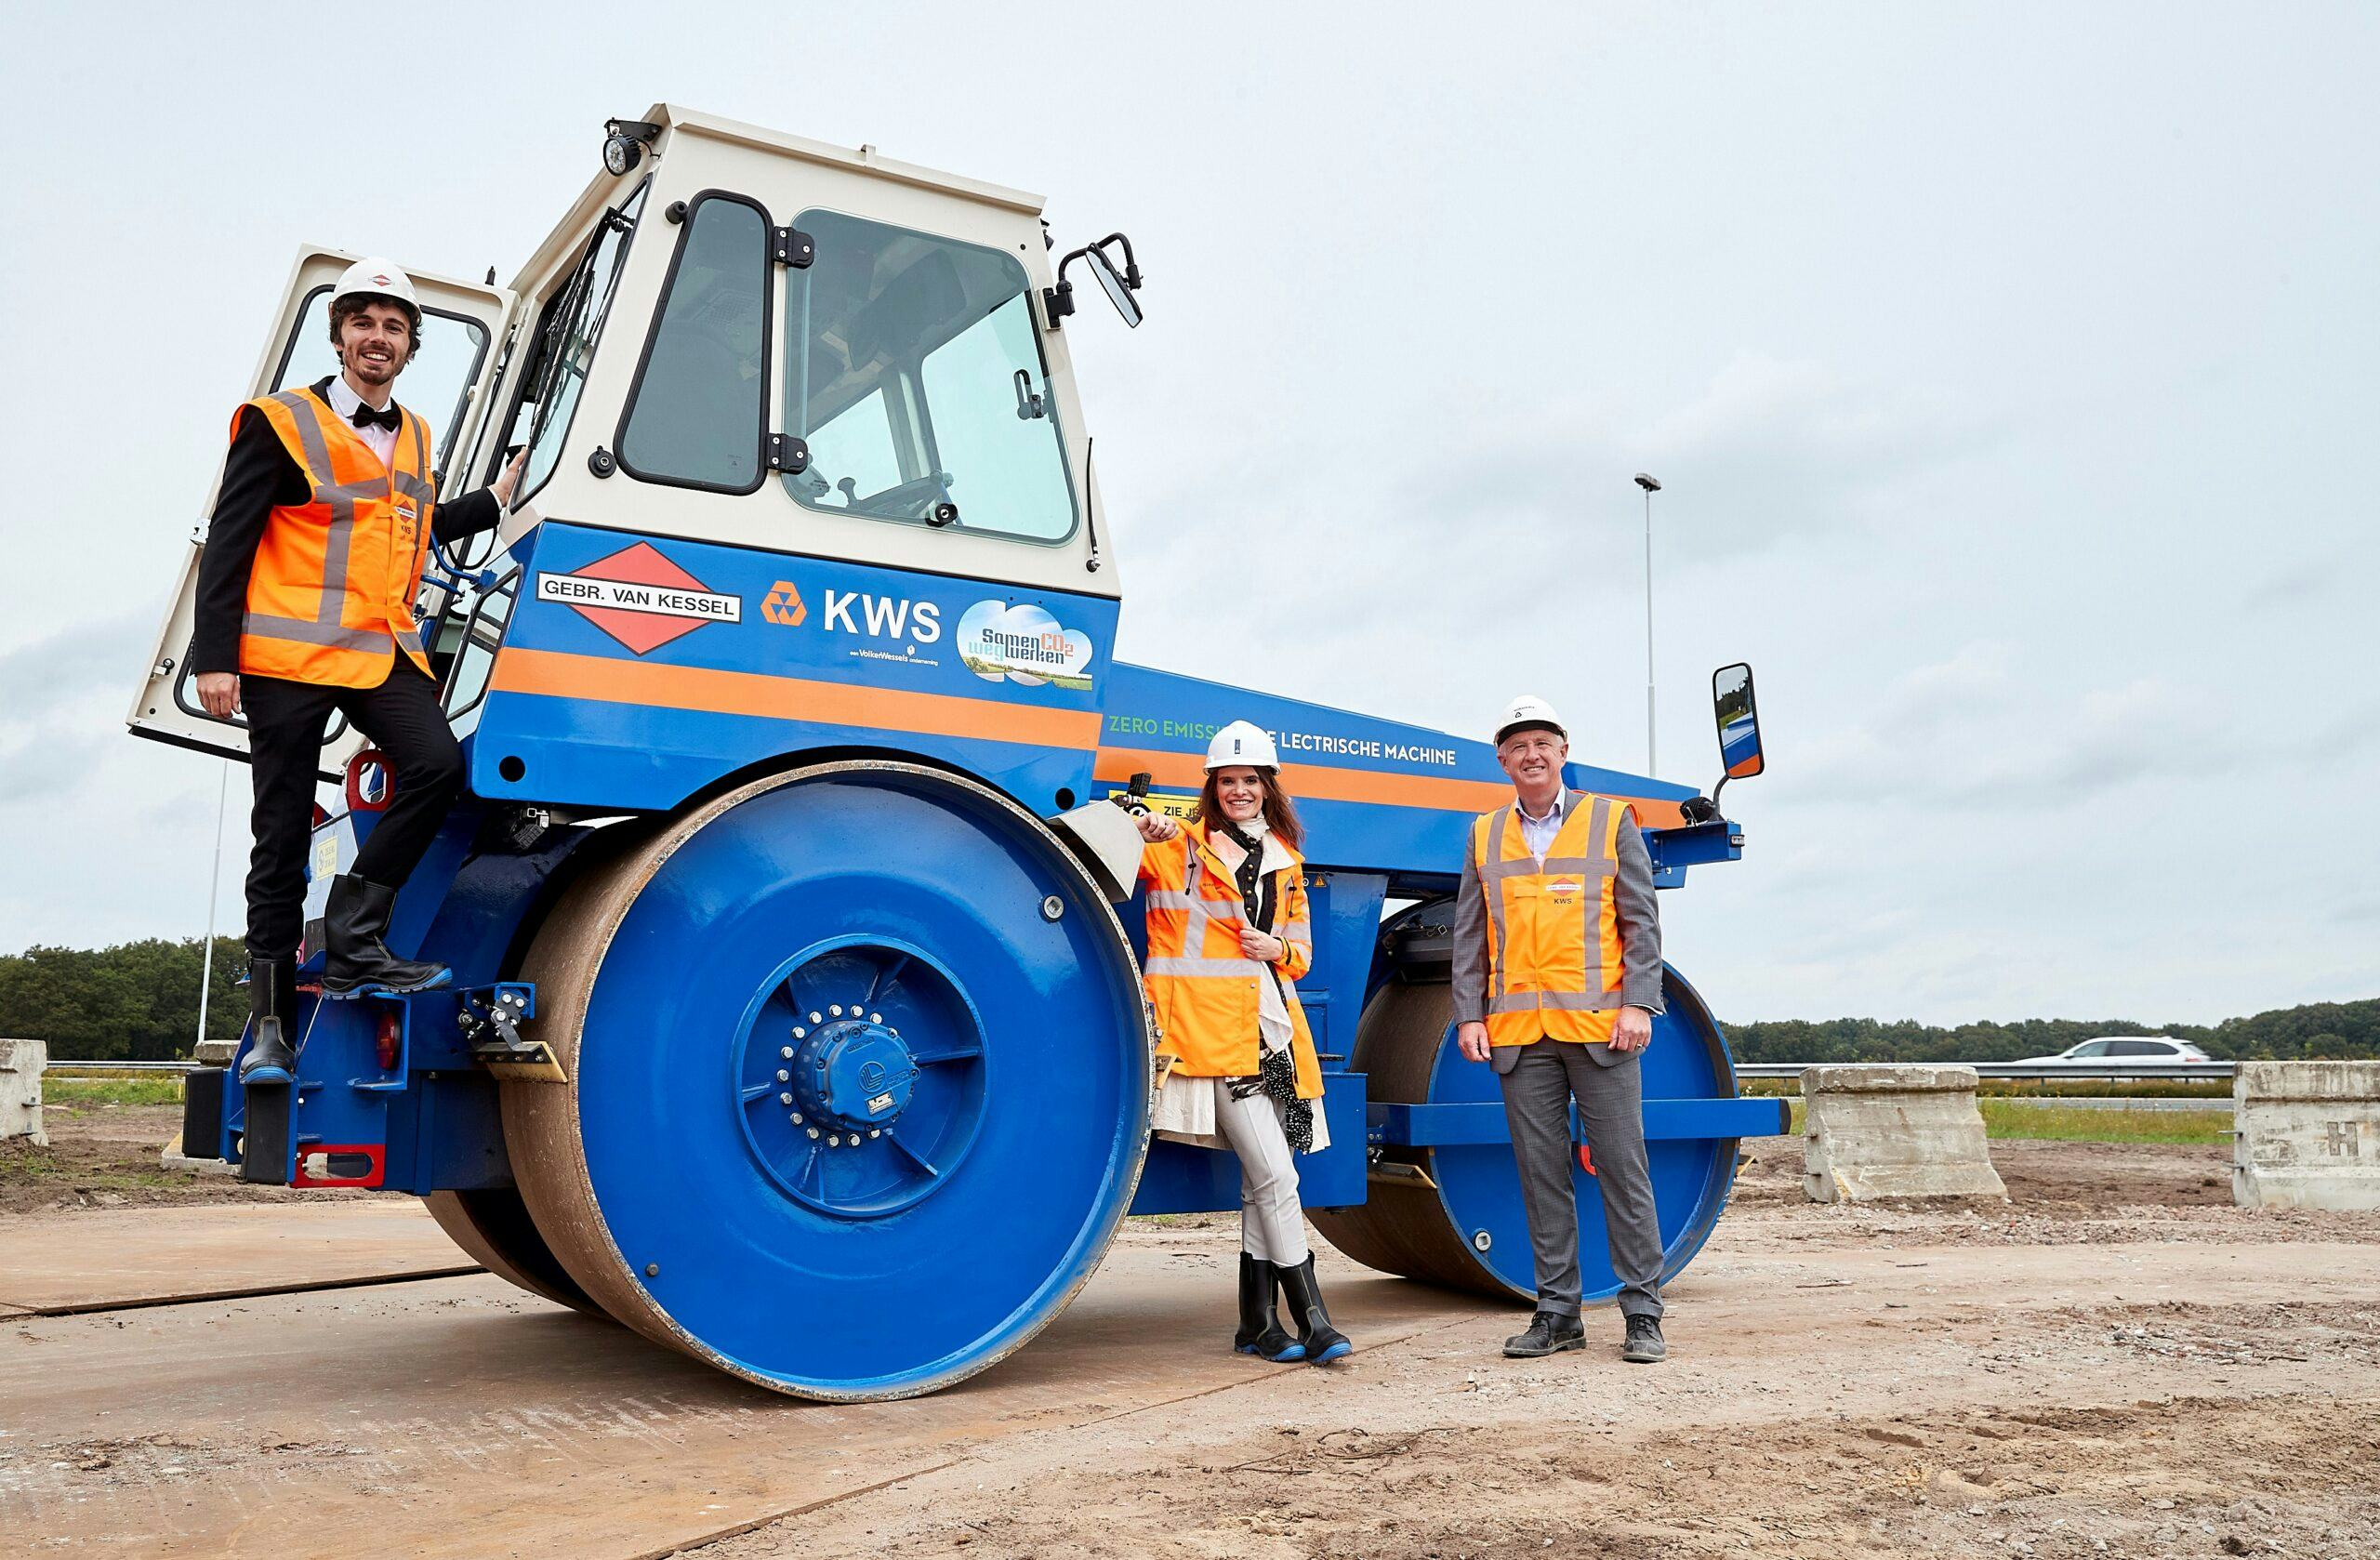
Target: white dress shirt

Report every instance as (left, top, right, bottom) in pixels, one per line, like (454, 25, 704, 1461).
(1515, 789, 1567, 862)
(323, 374, 399, 469)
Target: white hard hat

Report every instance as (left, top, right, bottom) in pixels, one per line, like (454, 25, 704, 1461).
(1205, 720, 1279, 771)
(331, 257, 419, 312)
(1493, 694, 1567, 745)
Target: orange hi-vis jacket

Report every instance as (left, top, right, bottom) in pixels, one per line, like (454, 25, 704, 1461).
(235, 388, 438, 687)
(1470, 792, 1633, 1048)
(1137, 822, 1324, 1099)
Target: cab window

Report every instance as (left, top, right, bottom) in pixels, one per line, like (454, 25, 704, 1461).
(782, 210, 1077, 543)
(615, 192, 771, 491)
(509, 182, 649, 503)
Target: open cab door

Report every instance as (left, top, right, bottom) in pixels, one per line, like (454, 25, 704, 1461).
(126, 248, 516, 767)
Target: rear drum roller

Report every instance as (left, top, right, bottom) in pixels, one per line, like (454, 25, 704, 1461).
(503, 760, 1153, 1400)
(425, 1188, 603, 1316)
(1312, 956, 1745, 1304)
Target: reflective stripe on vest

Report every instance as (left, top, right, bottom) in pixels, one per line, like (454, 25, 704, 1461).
(1473, 793, 1629, 1046)
(236, 389, 436, 688)
(1138, 828, 1324, 1096)
(1143, 853, 1250, 977)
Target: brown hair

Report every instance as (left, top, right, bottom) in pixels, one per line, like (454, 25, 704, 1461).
(328, 294, 424, 364)
(1189, 766, 1303, 852)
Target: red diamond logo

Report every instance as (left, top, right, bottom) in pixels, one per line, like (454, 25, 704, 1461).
(550, 542, 738, 655)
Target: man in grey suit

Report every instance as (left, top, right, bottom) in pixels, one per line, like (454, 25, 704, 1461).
(1452, 694, 1669, 1363)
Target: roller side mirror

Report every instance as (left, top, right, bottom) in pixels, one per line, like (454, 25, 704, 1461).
(1708, 661, 1765, 808)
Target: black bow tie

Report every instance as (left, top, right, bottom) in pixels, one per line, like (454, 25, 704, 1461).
(349, 402, 400, 432)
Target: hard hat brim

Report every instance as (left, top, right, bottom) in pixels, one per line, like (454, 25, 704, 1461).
(1493, 720, 1567, 746)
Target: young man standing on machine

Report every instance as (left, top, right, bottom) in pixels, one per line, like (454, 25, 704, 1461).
(192, 258, 526, 1086)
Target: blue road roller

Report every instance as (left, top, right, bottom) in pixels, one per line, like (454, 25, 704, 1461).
(128, 104, 1787, 1400)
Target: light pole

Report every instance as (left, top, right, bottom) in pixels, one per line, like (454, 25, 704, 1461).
(194, 760, 230, 1056)
(1633, 473, 1661, 774)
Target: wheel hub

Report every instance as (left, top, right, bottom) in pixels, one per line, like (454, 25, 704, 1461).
(734, 938, 989, 1218)
(790, 1014, 919, 1133)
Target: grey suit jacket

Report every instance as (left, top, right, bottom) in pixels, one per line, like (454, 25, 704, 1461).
(1449, 795, 1665, 1075)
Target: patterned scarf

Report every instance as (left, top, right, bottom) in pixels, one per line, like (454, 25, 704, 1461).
(1217, 817, 1314, 1154)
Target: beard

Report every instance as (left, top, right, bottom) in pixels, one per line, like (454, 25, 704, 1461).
(345, 349, 402, 385)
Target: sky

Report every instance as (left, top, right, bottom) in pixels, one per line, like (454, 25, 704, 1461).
(0, 2, 2372, 1026)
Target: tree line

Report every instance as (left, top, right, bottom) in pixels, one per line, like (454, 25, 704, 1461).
(1723, 1004, 2380, 1064)
(0, 939, 249, 1061)
(2, 936, 2374, 1064)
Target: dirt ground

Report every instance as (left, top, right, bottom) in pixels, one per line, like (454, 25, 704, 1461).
(0, 1100, 379, 1216)
(694, 1137, 2380, 1560)
(7, 1110, 2377, 1558)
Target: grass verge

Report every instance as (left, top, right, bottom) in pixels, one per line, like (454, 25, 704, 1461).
(41, 1077, 186, 1108)
(1772, 1098, 2227, 1144)
(1978, 1101, 2231, 1145)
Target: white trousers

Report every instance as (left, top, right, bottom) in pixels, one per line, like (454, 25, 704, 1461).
(1210, 1081, 1310, 1266)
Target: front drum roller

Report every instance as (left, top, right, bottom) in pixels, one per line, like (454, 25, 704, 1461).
(1311, 963, 1748, 1303)
(503, 761, 1154, 1400)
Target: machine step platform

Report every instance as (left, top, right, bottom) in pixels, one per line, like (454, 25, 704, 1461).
(455, 983, 562, 1082)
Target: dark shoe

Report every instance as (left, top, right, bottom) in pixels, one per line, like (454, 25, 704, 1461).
(1277, 1255, 1353, 1365)
(236, 958, 298, 1085)
(1233, 1253, 1304, 1363)
(320, 874, 450, 998)
(1502, 1311, 1586, 1358)
(1621, 1315, 1667, 1364)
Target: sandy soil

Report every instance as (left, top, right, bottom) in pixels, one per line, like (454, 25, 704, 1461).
(691, 1138, 2380, 1560)
(0, 1100, 380, 1216)
(8, 1113, 2377, 1558)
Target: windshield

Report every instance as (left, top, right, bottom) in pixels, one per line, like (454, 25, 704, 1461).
(514, 182, 649, 503)
(782, 210, 1077, 543)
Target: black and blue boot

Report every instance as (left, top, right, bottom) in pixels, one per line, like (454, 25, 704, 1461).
(1278, 1254, 1353, 1365)
(320, 874, 450, 998)
(235, 958, 298, 1086)
(1234, 1253, 1305, 1363)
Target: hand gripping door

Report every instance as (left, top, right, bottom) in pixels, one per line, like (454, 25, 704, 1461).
(126, 246, 516, 769)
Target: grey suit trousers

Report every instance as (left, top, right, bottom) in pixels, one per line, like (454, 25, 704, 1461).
(1496, 1038, 1664, 1320)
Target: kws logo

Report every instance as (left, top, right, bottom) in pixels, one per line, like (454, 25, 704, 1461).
(821, 588, 940, 643)
(957, 601, 1094, 691)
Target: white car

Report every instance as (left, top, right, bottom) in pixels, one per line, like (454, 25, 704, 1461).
(2011, 1037, 2213, 1065)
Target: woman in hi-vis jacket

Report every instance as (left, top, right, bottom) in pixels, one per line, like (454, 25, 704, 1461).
(1134, 721, 1351, 1366)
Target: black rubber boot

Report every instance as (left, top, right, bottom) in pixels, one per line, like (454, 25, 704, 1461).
(320, 874, 450, 998)
(1277, 1254, 1352, 1365)
(1234, 1253, 1304, 1362)
(236, 958, 298, 1085)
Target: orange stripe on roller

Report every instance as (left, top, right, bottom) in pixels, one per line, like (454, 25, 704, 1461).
(489, 647, 1103, 750)
(1092, 747, 1687, 829)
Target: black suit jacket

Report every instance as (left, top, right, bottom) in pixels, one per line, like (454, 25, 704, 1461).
(191, 377, 503, 674)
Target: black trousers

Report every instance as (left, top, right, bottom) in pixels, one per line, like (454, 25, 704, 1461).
(243, 662, 464, 959)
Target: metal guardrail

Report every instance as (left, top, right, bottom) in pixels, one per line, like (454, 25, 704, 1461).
(40, 1060, 200, 1074)
(1736, 1061, 2236, 1082)
(55, 1059, 2242, 1080)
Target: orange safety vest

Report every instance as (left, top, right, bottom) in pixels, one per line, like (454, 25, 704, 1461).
(235, 388, 438, 687)
(1470, 792, 1633, 1048)
(1138, 822, 1323, 1099)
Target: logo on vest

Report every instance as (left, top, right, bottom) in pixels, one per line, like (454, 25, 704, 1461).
(1546, 879, 1582, 899)
(536, 542, 741, 655)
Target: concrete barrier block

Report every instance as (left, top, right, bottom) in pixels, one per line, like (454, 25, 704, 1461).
(1801, 1064, 2006, 1204)
(1, 1038, 47, 1146)
(2232, 1061, 2380, 1211)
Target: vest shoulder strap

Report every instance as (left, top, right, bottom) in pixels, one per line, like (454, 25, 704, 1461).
(245, 389, 342, 487)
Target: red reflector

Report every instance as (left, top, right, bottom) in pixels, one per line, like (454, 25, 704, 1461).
(376, 1008, 402, 1071)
